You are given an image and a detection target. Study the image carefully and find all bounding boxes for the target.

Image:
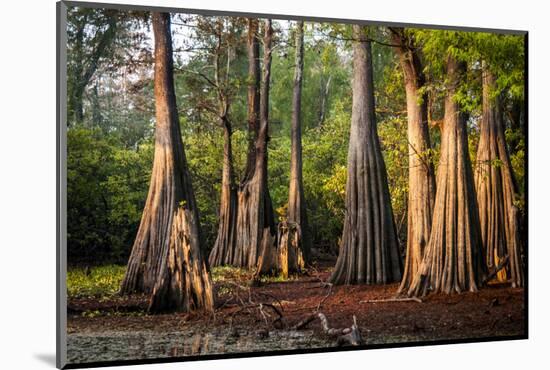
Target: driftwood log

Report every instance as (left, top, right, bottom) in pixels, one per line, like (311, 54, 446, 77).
(293, 312, 364, 346)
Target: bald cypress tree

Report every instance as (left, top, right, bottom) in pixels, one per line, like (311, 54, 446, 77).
(234, 19, 277, 274)
(475, 65, 523, 287)
(390, 28, 436, 295)
(121, 13, 213, 313)
(278, 21, 311, 278)
(407, 55, 484, 297)
(329, 25, 402, 285)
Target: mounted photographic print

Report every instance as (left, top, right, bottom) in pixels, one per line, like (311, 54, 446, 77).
(56, 1, 528, 368)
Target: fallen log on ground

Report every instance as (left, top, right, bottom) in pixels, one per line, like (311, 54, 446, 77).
(292, 312, 364, 346)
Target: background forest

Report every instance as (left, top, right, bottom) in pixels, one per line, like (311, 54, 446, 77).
(66, 8, 525, 268)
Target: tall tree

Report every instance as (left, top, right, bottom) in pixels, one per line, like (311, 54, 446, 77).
(278, 21, 311, 278)
(329, 25, 402, 285)
(475, 65, 523, 287)
(407, 55, 484, 297)
(67, 8, 118, 124)
(234, 19, 277, 273)
(209, 19, 238, 267)
(120, 13, 213, 313)
(390, 28, 436, 294)
(242, 18, 261, 184)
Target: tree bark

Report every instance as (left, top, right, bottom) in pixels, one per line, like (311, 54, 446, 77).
(407, 56, 485, 297)
(234, 20, 277, 273)
(475, 65, 523, 287)
(278, 21, 311, 277)
(242, 18, 261, 185)
(209, 21, 238, 267)
(390, 29, 436, 295)
(329, 25, 402, 285)
(209, 118, 238, 267)
(120, 13, 214, 313)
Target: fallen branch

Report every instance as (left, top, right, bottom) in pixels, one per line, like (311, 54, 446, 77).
(360, 297, 422, 304)
(337, 315, 363, 346)
(316, 283, 333, 311)
(318, 313, 364, 346)
(292, 312, 364, 346)
(291, 313, 317, 330)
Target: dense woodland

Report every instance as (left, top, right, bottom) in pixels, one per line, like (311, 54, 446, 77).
(66, 8, 526, 314)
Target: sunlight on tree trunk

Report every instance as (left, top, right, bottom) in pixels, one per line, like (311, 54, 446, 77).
(278, 21, 311, 277)
(329, 25, 402, 285)
(475, 65, 523, 287)
(390, 28, 436, 295)
(120, 13, 213, 313)
(407, 56, 485, 297)
(234, 20, 277, 274)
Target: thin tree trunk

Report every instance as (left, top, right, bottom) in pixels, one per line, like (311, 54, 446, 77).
(407, 56, 485, 297)
(390, 29, 436, 295)
(318, 75, 332, 127)
(70, 15, 117, 124)
(120, 13, 213, 313)
(209, 118, 238, 267)
(278, 21, 311, 277)
(329, 25, 402, 285)
(209, 21, 238, 267)
(234, 20, 277, 273)
(242, 18, 261, 185)
(475, 65, 523, 287)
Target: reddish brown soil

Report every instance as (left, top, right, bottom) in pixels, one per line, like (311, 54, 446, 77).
(68, 261, 525, 345)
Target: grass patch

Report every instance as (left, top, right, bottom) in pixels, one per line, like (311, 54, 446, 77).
(211, 265, 253, 283)
(211, 265, 297, 284)
(260, 273, 299, 283)
(67, 265, 126, 299)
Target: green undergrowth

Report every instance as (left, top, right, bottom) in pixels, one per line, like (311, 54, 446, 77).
(211, 265, 254, 283)
(68, 264, 299, 300)
(211, 265, 300, 284)
(67, 265, 126, 299)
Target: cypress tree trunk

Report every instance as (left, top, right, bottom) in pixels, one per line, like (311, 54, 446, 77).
(209, 118, 238, 267)
(475, 66, 523, 287)
(234, 20, 277, 273)
(390, 29, 436, 295)
(242, 18, 261, 185)
(209, 21, 238, 267)
(120, 13, 214, 313)
(407, 56, 484, 297)
(278, 21, 311, 277)
(329, 25, 402, 285)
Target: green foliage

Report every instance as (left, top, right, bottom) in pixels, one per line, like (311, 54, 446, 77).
(67, 265, 126, 298)
(66, 13, 526, 265)
(301, 99, 351, 249)
(211, 265, 253, 282)
(507, 127, 525, 211)
(67, 127, 153, 264)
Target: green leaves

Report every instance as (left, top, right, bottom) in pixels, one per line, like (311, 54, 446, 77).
(67, 128, 153, 263)
(67, 265, 126, 299)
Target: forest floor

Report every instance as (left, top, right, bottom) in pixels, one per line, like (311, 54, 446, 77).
(66, 259, 526, 365)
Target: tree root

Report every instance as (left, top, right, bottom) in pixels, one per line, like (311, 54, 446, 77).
(483, 255, 510, 284)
